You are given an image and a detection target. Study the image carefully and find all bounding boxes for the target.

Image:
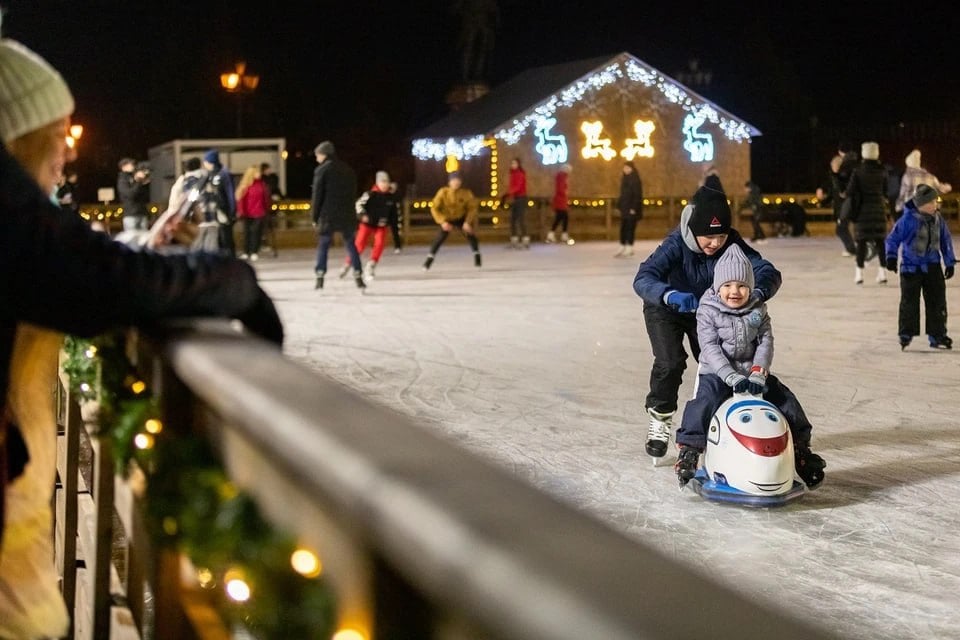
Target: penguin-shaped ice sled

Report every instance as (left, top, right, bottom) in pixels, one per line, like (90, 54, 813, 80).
(687, 393, 806, 507)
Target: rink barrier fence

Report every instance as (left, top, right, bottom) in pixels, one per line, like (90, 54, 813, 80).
(54, 320, 843, 639)
(77, 194, 960, 249)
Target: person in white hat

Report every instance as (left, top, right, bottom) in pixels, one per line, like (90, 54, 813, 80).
(0, 32, 283, 638)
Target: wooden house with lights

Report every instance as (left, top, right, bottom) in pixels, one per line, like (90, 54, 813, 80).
(410, 52, 761, 201)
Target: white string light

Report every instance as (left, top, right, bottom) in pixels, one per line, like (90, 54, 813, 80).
(412, 53, 756, 161)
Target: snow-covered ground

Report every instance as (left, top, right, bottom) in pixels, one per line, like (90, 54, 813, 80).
(255, 235, 960, 640)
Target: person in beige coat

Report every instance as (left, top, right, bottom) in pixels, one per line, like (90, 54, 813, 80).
(424, 172, 482, 270)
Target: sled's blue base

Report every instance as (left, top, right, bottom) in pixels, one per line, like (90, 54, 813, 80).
(688, 469, 806, 507)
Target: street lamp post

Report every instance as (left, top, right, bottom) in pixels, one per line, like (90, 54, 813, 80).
(220, 61, 260, 137)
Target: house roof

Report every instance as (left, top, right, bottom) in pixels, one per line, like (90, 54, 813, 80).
(412, 51, 761, 143)
(413, 55, 613, 139)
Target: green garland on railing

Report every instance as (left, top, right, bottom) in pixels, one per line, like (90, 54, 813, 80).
(62, 334, 338, 639)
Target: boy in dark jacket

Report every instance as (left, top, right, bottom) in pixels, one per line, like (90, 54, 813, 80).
(632, 186, 820, 484)
(885, 184, 956, 350)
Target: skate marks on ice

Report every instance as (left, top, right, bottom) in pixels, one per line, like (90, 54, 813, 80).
(257, 240, 960, 640)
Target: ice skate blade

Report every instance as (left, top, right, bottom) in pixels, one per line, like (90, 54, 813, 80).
(650, 453, 673, 467)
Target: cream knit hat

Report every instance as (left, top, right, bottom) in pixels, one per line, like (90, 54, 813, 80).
(0, 38, 74, 143)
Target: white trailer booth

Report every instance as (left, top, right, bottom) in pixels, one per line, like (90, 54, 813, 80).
(147, 138, 287, 204)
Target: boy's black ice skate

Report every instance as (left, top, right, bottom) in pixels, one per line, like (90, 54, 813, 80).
(794, 444, 826, 489)
(899, 334, 912, 351)
(645, 409, 673, 458)
(675, 445, 701, 488)
(314, 271, 325, 290)
(929, 335, 953, 350)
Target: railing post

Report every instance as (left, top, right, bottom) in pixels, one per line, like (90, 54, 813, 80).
(55, 371, 80, 640)
(90, 430, 115, 640)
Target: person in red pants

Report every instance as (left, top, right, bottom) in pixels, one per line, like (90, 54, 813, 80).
(340, 171, 400, 282)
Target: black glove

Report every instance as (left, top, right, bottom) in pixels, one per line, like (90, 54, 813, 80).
(885, 257, 897, 273)
(946, 265, 955, 280)
(747, 380, 766, 395)
(236, 288, 284, 347)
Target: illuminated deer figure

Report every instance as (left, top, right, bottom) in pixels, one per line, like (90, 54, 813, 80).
(534, 117, 568, 165)
(580, 120, 617, 161)
(682, 113, 714, 163)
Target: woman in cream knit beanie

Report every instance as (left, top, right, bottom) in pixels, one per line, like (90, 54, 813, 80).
(0, 33, 75, 640)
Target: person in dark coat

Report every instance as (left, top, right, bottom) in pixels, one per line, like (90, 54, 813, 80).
(116, 156, 150, 231)
(200, 149, 237, 257)
(831, 144, 859, 256)
(614, 160, 643, 257)
(843, 141, 889, 285)
(310, 141, 364, 291)
(0, 35, 282, 635)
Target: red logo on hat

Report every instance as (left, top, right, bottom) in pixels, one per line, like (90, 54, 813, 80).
(710, 216, 721, 227)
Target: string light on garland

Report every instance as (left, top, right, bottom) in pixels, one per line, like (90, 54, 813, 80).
(332, 629, 367, 640)
(61, 334, 337, 638)
(290, 548, 322, 578)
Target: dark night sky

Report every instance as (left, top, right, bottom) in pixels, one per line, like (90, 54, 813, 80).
(1, 0, 957, 198)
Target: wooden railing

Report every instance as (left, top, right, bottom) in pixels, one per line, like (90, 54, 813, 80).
(52, 321, 842, 640)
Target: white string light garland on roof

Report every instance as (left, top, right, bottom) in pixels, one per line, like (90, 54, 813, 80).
(411, 54, 756, 160)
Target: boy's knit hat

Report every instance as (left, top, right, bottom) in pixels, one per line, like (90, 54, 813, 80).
(713, 243, 754, 290)
(861, 141, 879, 160)
(911, 183, 939, 208)
(0, 38, 74, 143)
(203, 149, 220, 164)
(688, 186, 731, 236)
(314, 140, 335, 156)
(375, 170, 390, 183)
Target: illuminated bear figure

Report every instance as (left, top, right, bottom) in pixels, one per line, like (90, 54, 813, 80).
(689, 394, 806, 507)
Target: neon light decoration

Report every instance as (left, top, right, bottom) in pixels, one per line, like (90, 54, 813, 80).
(682, 112, 715, 162)
(580, 121, 616, 161)
(533, 117, 568, 165)
(620, 119, 656, 160)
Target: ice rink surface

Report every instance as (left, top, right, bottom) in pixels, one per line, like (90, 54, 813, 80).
(255, 235, 960, 640)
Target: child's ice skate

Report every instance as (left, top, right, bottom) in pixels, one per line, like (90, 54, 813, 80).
(645, 409, 674, 466)
(929, 334, 953, 350)
(794, 444, 826, 489)
(675, 445, 701, 488)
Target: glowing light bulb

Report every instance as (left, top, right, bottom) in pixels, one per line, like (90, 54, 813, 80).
(197, 567, 215, 589)
(290, 549, 322, 578)
(332, 630, 367, 640)
(145, 419, 163, 434)
(131, 380, 146, 394)
(225, 578, 251, 602)
(134, 433, 154, 450)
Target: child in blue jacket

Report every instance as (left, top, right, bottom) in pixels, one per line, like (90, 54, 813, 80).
(632, 186, 825, 487)
(884, 184, 956, 350)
